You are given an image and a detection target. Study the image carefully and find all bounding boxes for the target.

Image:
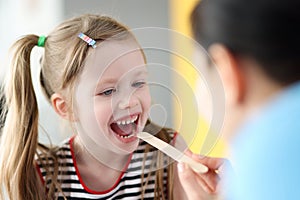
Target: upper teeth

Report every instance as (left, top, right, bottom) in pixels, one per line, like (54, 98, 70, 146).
(116, 115, 138, 125)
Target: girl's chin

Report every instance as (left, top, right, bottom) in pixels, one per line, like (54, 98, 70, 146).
(112, 135, 140, 154)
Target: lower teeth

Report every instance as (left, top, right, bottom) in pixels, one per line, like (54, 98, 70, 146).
(118, 134, 133, 139)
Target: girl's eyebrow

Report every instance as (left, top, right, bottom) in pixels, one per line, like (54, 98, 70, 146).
(98, 78, 118, 85)
(133, 70, 148, 77)
(96, 70, 148, 88)
(96, 78, 118, 90)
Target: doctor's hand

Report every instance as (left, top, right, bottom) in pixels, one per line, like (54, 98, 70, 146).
(177, 152, 231, 200)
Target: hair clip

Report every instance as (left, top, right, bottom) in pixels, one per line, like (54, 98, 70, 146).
(77, 33, 97, 48)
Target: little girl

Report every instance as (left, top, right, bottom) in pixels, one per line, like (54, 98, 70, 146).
(0, 14, 220, 199)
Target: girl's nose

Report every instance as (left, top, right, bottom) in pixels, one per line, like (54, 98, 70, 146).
(118, 95, 139, 109)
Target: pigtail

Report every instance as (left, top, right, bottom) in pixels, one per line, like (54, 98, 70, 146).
(142, 120, 174, 200)
(0, 35, 45, 199)
(0, 84, 6, 132)
(154, 128, 174, 200)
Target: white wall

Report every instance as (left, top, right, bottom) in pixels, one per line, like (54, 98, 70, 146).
(0, 0, 65, 144)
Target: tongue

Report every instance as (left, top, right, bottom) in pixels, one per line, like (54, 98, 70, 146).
(111, 123, 134, 136)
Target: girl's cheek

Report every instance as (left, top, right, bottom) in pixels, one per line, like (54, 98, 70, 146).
(142, 88, 151, 109)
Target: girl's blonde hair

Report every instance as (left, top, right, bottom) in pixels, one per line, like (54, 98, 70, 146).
(0, 14, 174, 199)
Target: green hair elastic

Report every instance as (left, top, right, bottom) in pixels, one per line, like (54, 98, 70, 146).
(37, 35, 46, 47)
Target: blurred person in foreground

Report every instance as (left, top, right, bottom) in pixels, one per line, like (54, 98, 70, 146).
(177, 0, 300, 199)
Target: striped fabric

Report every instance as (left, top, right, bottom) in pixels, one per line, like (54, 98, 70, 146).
(36, 135, 174, 199)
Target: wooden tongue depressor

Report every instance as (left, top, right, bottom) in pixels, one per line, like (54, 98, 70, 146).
(137, 132, 208, 173)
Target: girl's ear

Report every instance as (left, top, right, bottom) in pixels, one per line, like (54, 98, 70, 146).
(208, 44, 245, 105)
(51, 93, 75, 121)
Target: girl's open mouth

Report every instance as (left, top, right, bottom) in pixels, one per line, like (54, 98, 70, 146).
(110, 114, 139, 140)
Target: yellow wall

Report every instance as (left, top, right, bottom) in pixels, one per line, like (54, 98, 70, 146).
(170, 0, 227, 157)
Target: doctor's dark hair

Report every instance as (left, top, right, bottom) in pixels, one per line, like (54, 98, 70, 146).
(191, 0, 300, 85)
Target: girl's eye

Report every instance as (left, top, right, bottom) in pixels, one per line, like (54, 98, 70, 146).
(99, 88, 116, 96)
(132, 81, 146, 88)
